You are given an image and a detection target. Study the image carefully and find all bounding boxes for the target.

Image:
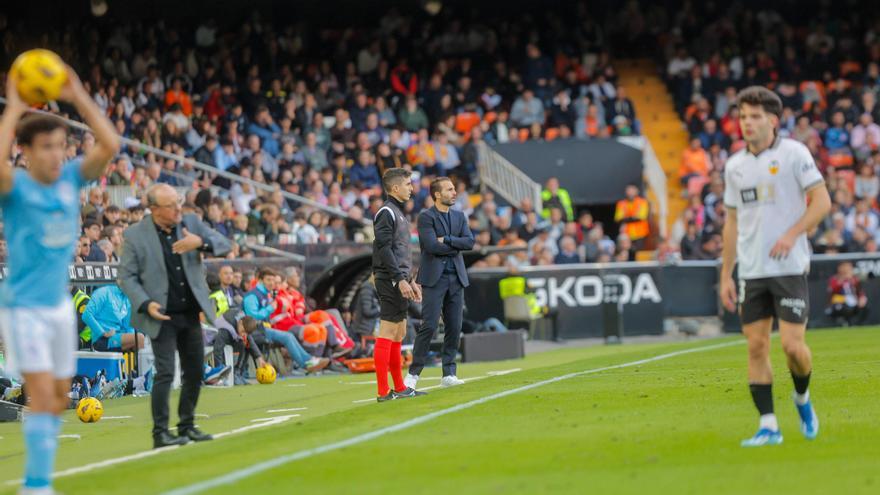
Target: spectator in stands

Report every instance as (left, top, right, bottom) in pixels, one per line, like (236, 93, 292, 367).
(510, 89, 545, 129)
(247, 106, 282, 158)
(679, 137, 711, 187)
(398, 96, 429, 132)
(242, 267, 329, 373)
(851, 113, 880, 159)
(217, 265, 244, 308)
(82, 187, 105, 219)
(83, 219, 107, 262)
(83, 285, 145, 352)
(614, 184, 650, 249)
(541, 177, 574, 221)
(826, 261, 868, 326)
(679, 221, 701, 260)
(855, 164, 880, 200)
(554, 236, 581, 264)
(607, 86, 637, 128)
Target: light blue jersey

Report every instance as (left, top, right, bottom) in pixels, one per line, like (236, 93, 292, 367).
(0, 160, 84, 307)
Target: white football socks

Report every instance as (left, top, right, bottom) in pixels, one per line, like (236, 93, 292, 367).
(759, 414, 779, 432)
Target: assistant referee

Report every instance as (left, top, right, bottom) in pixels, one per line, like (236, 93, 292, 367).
(371, 168, 424, 402)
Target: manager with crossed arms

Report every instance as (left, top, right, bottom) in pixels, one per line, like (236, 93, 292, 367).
(405, 177, 475, 391)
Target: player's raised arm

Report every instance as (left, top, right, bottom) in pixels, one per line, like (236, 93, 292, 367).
(0, 74, 28, 195)
(57, 65, 120, 181)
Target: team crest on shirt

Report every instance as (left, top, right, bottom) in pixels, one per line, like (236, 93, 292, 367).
(768, 160, 780, 176)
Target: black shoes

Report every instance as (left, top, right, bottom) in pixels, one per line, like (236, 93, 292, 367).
(377, 392, 396, 402)
(393, 387, 427, 399)
(179, 427, 214, 442)
(153, 430, 189, 449)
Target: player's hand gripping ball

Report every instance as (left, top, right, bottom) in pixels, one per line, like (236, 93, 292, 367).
(256, 364, 277, 384)
(76, 397, 104, 423)
(10, 49, 68, 105)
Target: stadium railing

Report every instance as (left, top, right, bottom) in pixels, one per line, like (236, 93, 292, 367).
(476, 141, 543, 212)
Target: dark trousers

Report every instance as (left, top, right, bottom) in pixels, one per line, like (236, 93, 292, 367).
(151, 312, 203, 436)
(409, 273, 464, 377)
(212, 330, 248, 375)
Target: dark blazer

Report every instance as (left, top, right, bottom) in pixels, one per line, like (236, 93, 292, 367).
(416, 207, 474, 288)
(118, 214, 232, 338)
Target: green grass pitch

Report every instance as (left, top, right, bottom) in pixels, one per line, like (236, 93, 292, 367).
(0, 327, 877, 494)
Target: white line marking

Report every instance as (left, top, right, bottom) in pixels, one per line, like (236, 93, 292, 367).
(266, 407, 308, 413)
(164, 340, 741, 495)
(194, 414, 210, 418)
(2, 413, 300, 487)
(102, 416, 133, 420)
(487, 368, 521, 376)
(250, 415, 300, 423)
(58, 435, 81, 440)
(285, 384, 306, 388)
(347, 377, 442, 385)
(350, 374, 498, 403)
(215, 415, 298, 438)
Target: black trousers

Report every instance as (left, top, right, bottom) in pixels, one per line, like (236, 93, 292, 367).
(151, 312, 203, 436)
(409, 273, 464, 377)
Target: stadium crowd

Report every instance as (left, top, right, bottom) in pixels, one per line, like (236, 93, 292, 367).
(661, 3, 880, 260)
(0, 3, 641, 266)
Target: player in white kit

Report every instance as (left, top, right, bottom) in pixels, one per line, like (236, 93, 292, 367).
(720, 86, 831, 447)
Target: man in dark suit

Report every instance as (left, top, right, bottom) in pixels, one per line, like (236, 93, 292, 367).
(118, 184, 231, 448)
(405, 178, 475, 391)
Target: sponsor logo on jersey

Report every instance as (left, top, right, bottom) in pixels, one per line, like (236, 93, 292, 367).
(769, 160, 779, 175)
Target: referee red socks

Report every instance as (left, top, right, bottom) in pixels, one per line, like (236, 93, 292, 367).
(389, 341, 405, 393)
(374, 338, 391, 396)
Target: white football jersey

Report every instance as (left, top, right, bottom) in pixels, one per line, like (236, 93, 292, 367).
(723, 138, 824, 280)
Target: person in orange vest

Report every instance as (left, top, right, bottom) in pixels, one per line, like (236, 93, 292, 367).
(614, 184, 650, 248)
(679, 136, 711, 186)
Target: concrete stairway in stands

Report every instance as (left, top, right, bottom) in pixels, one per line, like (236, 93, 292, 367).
(616, 58, 688, 238)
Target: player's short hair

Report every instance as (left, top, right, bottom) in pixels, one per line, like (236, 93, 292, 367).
(256, 267, 279, 280)
(239, 315, 261, 334)
(382, 167, 411, 192)
(736, 86, 783, 118)
(16, 114, 66, 146)
(430, 177, 453, 200)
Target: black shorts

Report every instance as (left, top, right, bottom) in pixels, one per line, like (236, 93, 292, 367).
(739, 274, 809, 325)
(375, 278, 408, 322)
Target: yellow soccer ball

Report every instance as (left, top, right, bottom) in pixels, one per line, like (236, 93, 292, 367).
(256, 364, 277, 384)
(10, 49, 68, 105)
(76, 397, 104, 423)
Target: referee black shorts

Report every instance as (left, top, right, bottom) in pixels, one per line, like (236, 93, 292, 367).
(739, 274, 809, 325)
(375, 278, 408, 322)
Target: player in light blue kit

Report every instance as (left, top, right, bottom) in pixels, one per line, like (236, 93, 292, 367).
(0, 67, 119, 495)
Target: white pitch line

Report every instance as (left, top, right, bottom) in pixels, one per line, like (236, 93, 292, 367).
(3, 413, 300, 487)
(164, 339, 743, 495)
(250, 414, 300, 423)
(285, 384, 306, 388)
(101, 416, 133, 420)
(266, 407, 308, 413)
(350, 374, 497, 403)
(57, 435, 81, 440)
(346, 376, 443, 385)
